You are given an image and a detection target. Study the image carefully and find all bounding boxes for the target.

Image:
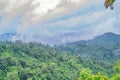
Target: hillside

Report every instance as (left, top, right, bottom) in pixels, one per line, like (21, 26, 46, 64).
(87, 32, 120, 46)
(0, 32, 120, 80)
(55, 32, 120, 75)
(0, 42, 83, 80)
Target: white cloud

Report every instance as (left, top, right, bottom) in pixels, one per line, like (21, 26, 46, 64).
(93, 17, 119, 34)
(33, 0, 60, 15)
(46, 9, 114, 32)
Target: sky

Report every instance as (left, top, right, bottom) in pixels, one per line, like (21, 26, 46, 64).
(0, 0, 120, 44)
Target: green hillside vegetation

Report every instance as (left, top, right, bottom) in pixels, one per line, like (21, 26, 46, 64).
(55, 33, 120, 76)
(0, 41, 119, 80)
(55, 42, 120, 75)
(0, 33, 120, 80)
(0, 41, 83, 80)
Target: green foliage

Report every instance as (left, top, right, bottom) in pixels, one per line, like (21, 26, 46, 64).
(78, 68, 109, 80)
(114, 59, 120, 73)
(55, 40, 120, 76)
(0, 41, 120, 80)
(0, 42, 82, 80)
(6, 70, 19, 80)
(111, 74, 120, 80)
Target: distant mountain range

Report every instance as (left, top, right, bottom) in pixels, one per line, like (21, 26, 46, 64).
(0, 33, 16, 41)
(0, 32, 120, 46)
(66, 32, 120, 47)
(56, 32, 120, 56)
(87, 32, 120, 46)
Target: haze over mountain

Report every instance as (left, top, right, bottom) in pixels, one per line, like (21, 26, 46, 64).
(0, 32, 120, 46)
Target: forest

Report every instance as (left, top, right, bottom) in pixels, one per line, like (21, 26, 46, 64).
(0, 32, 120, 80)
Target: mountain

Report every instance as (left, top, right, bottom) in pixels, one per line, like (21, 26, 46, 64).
(0, 32, 120, 79)
(0, 33, 16, 41)
(86, 32, 120, 46)
(56, 32, 120, 57)
(64, 32, 120, 47)
(54, 32, 120, 75)
(0, 32, 87, 45)
(0, 32, 120, 46)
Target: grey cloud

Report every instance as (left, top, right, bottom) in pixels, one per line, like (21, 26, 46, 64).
(0, 0, 100, 35)
(0, 0, 100, 24)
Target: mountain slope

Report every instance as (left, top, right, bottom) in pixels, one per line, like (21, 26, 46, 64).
(0, 32, 120, 79)
(0, 42, 82, 80)
(87, 32, 120, 46)
(55, 32, 120, 75)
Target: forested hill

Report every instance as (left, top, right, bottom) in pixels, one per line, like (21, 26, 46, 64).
(0, 32, 120, 80)
(55, 32, 120, 76)
(86, 32, 120, 46)
(0, 41, 83, 80)
(62, 32, 120, 47)
(55, 32, 120, 59)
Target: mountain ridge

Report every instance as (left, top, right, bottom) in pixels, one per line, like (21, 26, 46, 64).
(0, 32, 120, 46)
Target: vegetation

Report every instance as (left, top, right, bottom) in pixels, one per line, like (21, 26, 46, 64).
(0, 33, 120, 80)
(0, 41, 82, 80)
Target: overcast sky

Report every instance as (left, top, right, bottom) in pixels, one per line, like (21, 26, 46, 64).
(0, 0, 120, 43)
